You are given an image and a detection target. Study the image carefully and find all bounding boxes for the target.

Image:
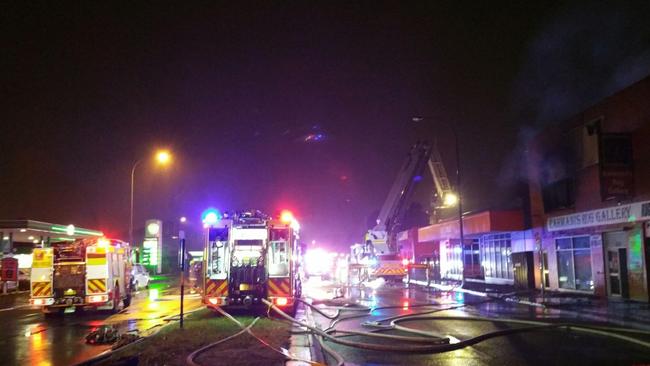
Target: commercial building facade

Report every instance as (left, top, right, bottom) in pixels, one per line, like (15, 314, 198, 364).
(400, 210, 531, 287)
(527, 76, 650, 301)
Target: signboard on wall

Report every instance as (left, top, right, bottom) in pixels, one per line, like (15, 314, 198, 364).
(599, 133, 634, 201)
(547, 200, 650, 232)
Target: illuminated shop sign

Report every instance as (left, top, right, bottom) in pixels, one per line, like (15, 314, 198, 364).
(547, 200, 650, 232)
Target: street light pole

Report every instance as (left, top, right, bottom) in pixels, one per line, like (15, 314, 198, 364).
(129, 159, 142, 247)
(451, 126, 466, 283)
(129, 150, 172, 248)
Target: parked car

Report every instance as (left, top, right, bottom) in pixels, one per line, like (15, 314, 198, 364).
(131, 264, 151, 290)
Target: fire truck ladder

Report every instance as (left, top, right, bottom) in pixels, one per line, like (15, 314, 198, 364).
(427, 142, 454, 207)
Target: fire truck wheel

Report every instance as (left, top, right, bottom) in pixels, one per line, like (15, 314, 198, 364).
(123, 292, 132, 308)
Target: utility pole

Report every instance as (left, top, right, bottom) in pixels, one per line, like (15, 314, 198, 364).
(179, 230, 186, 329)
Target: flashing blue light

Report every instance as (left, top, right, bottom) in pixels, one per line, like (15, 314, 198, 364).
(201, 208, 221, 225)
(413, 175, 422, 182)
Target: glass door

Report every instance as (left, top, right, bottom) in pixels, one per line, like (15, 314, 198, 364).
(607, 250, 621, 296)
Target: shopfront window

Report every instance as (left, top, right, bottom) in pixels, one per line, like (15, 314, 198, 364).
(480, 234, 513, 280)
(440, 241, 463, 280)
(556, 236, 593, 291)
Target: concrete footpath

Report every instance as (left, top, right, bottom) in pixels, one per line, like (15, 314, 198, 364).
(286, 302, 325, 366)
(408, 278, 650, 330)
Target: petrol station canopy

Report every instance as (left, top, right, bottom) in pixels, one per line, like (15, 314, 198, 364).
(0, 219, 104, 248)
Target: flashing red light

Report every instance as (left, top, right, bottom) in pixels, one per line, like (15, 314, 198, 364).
(208, 297, 219, 305)
(280, 210, 294, 223)
(402, 301, 409, 310)
(274, 297, 289, 306)
(401, 258, 410, 266)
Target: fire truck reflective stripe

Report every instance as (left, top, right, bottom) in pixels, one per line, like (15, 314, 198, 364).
(87, 279, 107, 293)
(87, 253, 107, 266)
(87, 258, 107, 265)
(268, 278, 290, 296)
(206, 280, 228, 296)
(373, 268, 407, 276)
(32, 250, 53, 268)
(32, 282, 52, 297)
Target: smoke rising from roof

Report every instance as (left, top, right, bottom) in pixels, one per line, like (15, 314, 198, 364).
(499, 1, 650, 186)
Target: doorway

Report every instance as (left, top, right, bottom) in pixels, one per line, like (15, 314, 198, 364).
(606, 248, 629, 298)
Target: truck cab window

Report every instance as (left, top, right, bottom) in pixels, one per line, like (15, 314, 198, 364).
(268, 241, 289, 277)
(208, 240, 228, 279)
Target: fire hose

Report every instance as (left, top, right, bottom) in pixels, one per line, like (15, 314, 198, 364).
(185, 306, 323, 366)
(263, 298, 650, 366)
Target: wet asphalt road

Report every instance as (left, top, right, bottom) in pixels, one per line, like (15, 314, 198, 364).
(0, 282, 202, 366)
(303, 278, 650, 366)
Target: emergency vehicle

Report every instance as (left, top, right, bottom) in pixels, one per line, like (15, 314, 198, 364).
(29, 238, 132, 314)
(202, 210, 302, 314)
(360, 141, 457, 281)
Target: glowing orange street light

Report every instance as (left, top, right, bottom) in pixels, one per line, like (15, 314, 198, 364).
(155, 150, 172, 165)
(129, 149, 173, 246)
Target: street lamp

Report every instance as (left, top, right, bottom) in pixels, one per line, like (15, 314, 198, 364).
(129, 149, 172, 246)
(412, 116, 465, 269)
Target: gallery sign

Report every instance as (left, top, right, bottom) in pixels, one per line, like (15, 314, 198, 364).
(547, 200, 650, 232)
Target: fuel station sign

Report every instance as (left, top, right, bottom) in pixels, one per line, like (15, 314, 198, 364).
(142, 219, 162, 274)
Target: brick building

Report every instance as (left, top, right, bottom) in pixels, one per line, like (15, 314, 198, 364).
(527, 76, 650, 301)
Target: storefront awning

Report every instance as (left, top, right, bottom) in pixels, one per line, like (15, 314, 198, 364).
(418, 210, 524, 242)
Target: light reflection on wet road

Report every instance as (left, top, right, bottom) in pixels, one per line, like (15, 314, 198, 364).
(305, 278, 650, 365)
(0, 285, 202, 366)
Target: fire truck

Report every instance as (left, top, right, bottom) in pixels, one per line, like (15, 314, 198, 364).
(29, 238, 132, 314)
(358, 141, 457, 281)
(202, 210, 302, 314)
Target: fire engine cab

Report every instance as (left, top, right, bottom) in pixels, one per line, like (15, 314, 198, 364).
(202, 210, 302, 314)
(30, 238, 132, 314)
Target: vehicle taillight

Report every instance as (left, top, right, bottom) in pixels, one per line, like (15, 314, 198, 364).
(30, 298, 54, 306)
(87, 295, 108, 303)
(274, 297, 288, 306)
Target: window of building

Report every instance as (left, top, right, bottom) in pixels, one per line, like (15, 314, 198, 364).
(540, 136, 576, 212)
(440, 241, 463, 280)
(480, 234, 513, 280)
(463, 240, 481, 278)
(556, 236, 593, 291)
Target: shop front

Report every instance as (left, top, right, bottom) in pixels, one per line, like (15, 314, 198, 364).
(413, 210, 526, 285)
(545, 201, 650, 301)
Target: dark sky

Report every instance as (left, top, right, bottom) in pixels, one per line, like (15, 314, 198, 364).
(3, 2, 650, 250)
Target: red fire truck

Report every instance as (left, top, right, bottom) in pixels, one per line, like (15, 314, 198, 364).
(30, 238, 132, 314)
(202, 210, 302, 314)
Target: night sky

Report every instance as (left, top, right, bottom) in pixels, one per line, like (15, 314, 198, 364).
(3, 2, 650, 250)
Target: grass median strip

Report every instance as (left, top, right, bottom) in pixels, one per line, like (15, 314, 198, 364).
(97, 309, 291, 366)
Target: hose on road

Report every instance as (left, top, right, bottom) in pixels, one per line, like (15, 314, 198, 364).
(265, 297, 650, 362)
